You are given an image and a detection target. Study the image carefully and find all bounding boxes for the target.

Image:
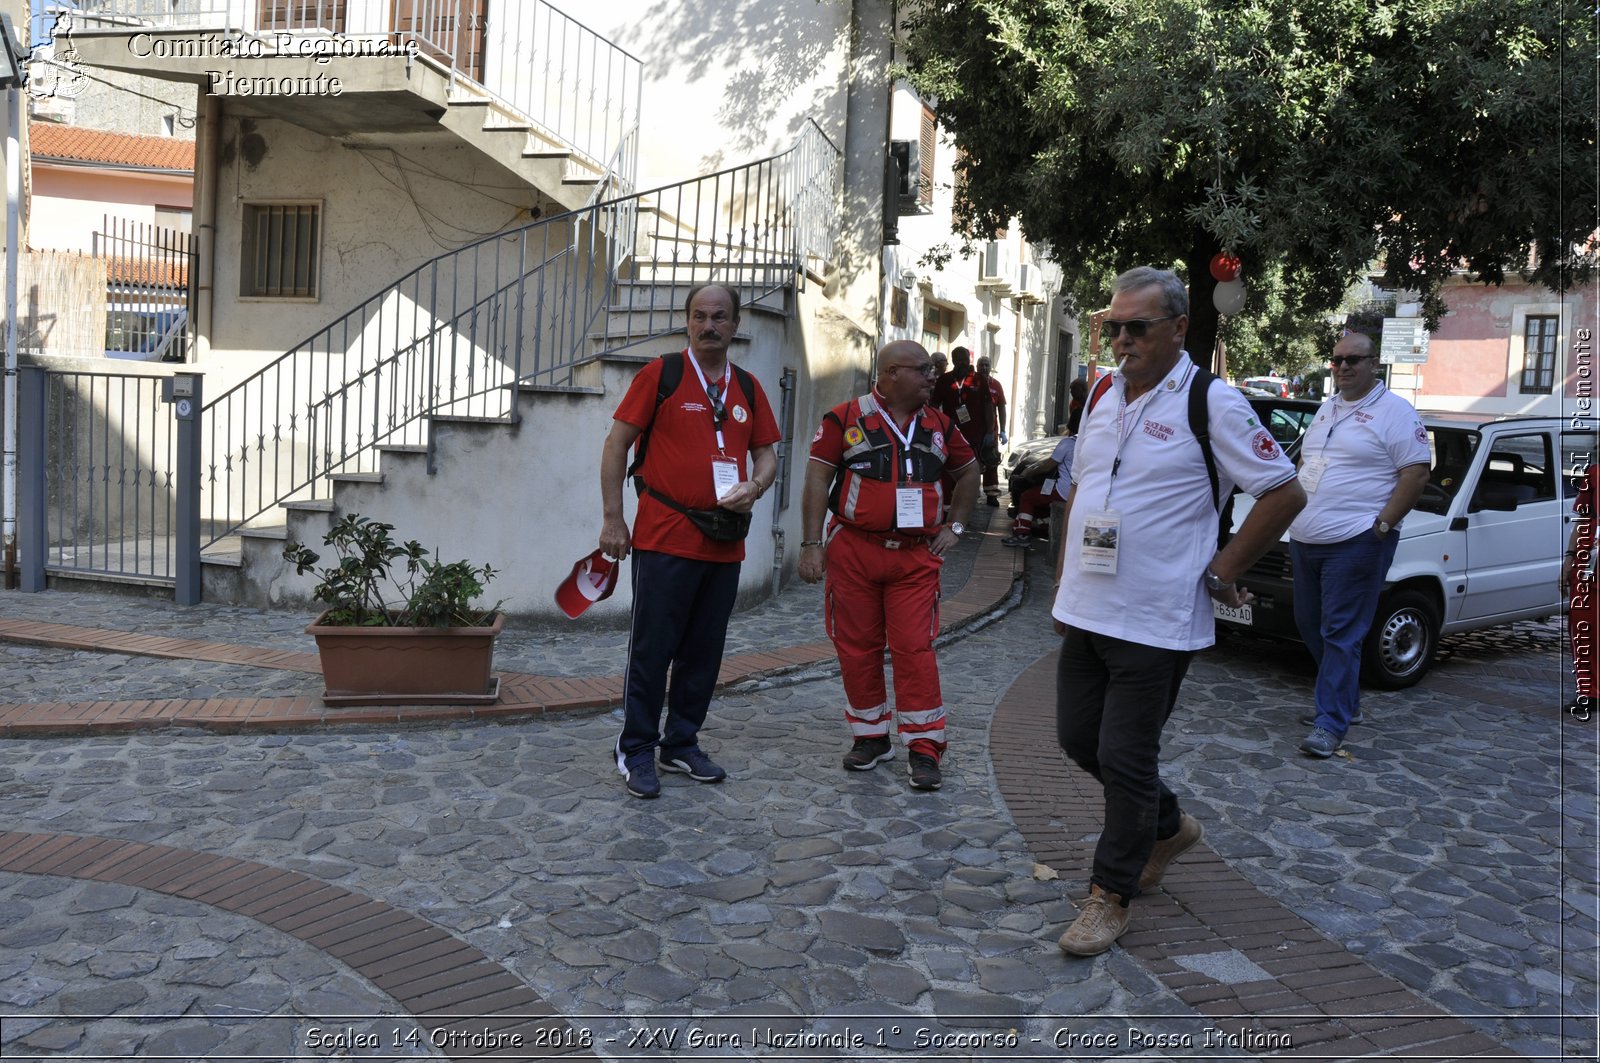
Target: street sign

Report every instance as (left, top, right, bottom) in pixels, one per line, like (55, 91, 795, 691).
(1380, 317, 1430, 364)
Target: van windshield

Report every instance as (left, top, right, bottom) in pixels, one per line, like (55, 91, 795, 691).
(1415, 427, 1481, 514)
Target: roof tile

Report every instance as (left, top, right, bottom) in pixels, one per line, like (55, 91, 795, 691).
(30, 122, 195, 172)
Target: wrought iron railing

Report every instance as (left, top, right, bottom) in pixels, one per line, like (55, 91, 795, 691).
(199, 121, 841, 548)
(63, 0, 642, 181)
(96, 216, 196, 362)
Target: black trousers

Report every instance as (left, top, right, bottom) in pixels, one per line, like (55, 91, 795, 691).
(1056, 626, 1192, 898)
(618, 549, 740, 760)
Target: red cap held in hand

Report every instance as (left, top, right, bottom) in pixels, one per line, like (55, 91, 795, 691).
(555, 549, 620, 619)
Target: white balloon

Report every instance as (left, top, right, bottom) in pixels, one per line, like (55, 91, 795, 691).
(1213, 279, 1247, 316)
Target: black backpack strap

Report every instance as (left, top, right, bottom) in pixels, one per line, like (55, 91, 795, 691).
(1187, 367, 1221, 512)
(627, 351, 687, 492)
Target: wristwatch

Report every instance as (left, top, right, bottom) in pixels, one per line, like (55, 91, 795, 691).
(949, 522, 965, 537)
(1374, 518, 1392, 536)
(1204, 568, 1234, 593)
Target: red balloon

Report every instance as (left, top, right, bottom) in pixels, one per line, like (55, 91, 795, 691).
(1209, 253, 1242, 282)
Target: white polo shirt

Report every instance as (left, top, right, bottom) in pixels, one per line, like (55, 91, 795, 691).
(1052, 354, 1298, 651)
(1289, 383, 1430, 544)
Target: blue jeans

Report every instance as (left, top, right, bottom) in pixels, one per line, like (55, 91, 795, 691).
(1291, 531, 1401, 737)
(1056, 627, 1192, 899)
(618, 550, 740, 760)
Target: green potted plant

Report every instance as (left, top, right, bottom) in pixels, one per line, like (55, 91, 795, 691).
(284, 514, 504, 706)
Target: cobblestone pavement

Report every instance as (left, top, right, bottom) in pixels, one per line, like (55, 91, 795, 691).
(0, 516, 1595, 1061)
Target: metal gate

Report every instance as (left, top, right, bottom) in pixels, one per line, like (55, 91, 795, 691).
(17, 365, 201, 601)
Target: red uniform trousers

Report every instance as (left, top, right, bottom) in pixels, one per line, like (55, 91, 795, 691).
(1011, 486, 1052, 538)
(823, 524, 947, 758)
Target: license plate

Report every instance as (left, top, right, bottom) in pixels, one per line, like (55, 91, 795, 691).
(1213, 600, 1253, 624)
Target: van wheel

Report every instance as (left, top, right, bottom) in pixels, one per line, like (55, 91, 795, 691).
(1361, 589, 1440, 689)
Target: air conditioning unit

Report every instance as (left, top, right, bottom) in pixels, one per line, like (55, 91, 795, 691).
(1015, 262, 1043, 302)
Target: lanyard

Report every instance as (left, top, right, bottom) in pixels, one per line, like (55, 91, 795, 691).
(685, 349, 730, 453)
(877, 398, 919, 480)
(1102, 363, 1192, 509)
(1320, 381, 1385, 454)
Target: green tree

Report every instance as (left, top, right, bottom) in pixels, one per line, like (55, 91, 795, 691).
(902, 0, 1596, 363)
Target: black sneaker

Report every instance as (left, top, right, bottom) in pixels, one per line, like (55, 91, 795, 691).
(660, 747, 727, 783)
(842, 736, 894, 771)
(907, 751, 943, 790)
(615, 740, 660, 799)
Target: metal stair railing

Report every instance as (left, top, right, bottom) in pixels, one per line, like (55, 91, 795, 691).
(199, 121, 841, 549)
(66, 0, 643, 185)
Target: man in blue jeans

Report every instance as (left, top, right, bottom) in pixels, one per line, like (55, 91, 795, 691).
(1289, 332, 1431, 757)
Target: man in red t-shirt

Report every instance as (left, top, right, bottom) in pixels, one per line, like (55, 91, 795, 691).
(598, 284, 781, 799)
(958, 355, 1007, 506)
(798, 340, 978, 792)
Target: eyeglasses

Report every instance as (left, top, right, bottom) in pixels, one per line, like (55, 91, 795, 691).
(1102, 316, 1177, 339)
(889, 362, 937, 378)
(1328, 355, 1373, 367)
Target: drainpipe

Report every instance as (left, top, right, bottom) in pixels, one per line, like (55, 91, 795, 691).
(193, 92, 220, 361)
(771, 367, 797, 596)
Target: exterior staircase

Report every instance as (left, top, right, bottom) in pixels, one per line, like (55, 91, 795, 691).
(195, 125, 839, 617)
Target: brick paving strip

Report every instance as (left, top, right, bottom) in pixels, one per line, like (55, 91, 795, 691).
(0, 831, 600, 1062)
(0, 535, 1026, 737)
(991, 650, 1520, 1060)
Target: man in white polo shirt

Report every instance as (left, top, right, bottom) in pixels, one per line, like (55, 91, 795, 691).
(1050, 266, 1306, 957)
(1290, 331, 1431, 758)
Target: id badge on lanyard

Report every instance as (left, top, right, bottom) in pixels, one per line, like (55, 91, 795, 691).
(1299, 455, 1328, 493)
(1079, 510, 1121, 574)
(896, 487, 924, 528)
(712, 456, 741, 500)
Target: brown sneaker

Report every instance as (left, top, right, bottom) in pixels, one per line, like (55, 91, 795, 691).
(1139, 812, 1203, 893)
(1057, 884, 1130, 957)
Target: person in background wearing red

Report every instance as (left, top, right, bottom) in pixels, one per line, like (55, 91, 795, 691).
(598, 284, 780, 799)
(959, 355, 1008, 506)
(799, 341, 979, 792)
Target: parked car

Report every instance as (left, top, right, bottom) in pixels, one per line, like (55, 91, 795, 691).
(1240, 375, 1293, 398)
(1218, 413, 1571, 689)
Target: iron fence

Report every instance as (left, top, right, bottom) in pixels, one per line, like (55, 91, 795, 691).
(96, 215, 195, 362)
(18, 366, 185, 586)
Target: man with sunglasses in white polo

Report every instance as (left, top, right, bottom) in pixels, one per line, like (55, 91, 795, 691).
(1289, 331, 1430, 758)
(1051, 266, 1305, 957)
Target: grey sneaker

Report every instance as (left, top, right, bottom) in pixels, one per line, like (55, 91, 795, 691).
(1299, 709, 1363, 726)
(615, 740, 660, 799)
(1138, 812, 1204, 892)
(1001, 534, 1031, 547)
(1057, 885, 1130, 957)
(660, 747, 726, 783)
(1300, 727, 1342, 758)
(843, 736, 894, 771)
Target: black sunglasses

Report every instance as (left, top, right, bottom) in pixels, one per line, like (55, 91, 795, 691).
(706, 382, 726, 425)
(889, 362, 937, 378)
(1329, 355, 1373, 367)
(1103, 316, 1176, 339)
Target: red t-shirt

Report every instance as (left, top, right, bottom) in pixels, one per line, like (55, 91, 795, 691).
(614, 353, 782, 562)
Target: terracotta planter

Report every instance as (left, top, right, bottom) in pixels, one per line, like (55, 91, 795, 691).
(306, 611, 505, 706)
